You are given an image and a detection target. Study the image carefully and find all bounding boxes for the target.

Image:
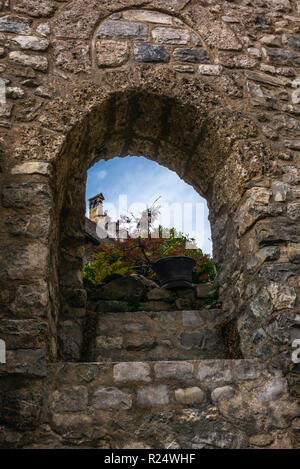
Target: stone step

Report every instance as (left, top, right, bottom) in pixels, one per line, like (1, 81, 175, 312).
(85, 309, 228, 362)
(40, 359, 295, 449)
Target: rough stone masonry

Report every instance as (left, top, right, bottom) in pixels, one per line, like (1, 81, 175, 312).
(0, 0, 299, 449)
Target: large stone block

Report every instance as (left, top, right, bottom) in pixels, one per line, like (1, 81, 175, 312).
(134, 43, 170, 62)
(154, 362, 194, 379)
(287, 244, 300, 263)
(12, 0, 57, 18)
(282, 34, 300, 51)
(197, 361, 233, 385)
(2, 183, 52, 209)
(98, 20, 148, 40)
(267, 282, 296, 310)
(152, 27, 189, 44)
(92, 387, 132, 409)
(51, 386, 88, 413)
(262, 47, 300, 66)
(11, 161, 51, 175)
(123, 10, 173, 24)
(0, 243, 49, 280)
(0, 319, 48, 349)
(174, 48, 209, 63)
(0, 15, 31, 34)
(0, 349, 47, 377)
(259, 263, 298, 282)
(5, 214, 51, 239)
(9, 282, 49, 318)
(96, 40, 129, 68)
(113, 362, 151, 383)
(9, 51, 48, 71)
(137, 385, 169, 407)
(211, 386, 235, 402)
(175, 387, 205, 404)
(12, 36, 49, 51)
(97, 276, 146, 301)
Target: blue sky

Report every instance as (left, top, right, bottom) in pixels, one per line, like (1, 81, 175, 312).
(86, 156, 212, 255)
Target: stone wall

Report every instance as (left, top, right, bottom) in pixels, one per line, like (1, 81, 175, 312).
(30, 360, 300, 449)
(0, 0, 300, 448)
(86, 309, 227, 362)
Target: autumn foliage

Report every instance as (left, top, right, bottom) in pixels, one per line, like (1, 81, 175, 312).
(83, 232, 216, 286)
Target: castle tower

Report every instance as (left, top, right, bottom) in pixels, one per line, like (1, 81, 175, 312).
(88, 193, 105, 223)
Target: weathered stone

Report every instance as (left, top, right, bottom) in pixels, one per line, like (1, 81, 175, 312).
(1, 349, 47, 377)
(175, 298, 193, 310)
(211, 386, 235, 402)
(267, 282, 296, 310)
(0, 319, 48, 349)
(0, 243, 48, 281)
(0, 15, 31, 34)
(51, 413, 92, 438)
(2, 183, 52, 209)
(93, 387, 132, 409)
(256, 221, 300, 244)
(272, 181, 290, 201)
(174, 64, 195, 73)
(174, 48, 209, 63)
(175, 387, 205, 404)
(9, 282, 48, 318)
(98, 21, 148, 40)
(113, 362, 151, 383)
(282, 34, 300, 51)
(51, 386, 88, 413)
(0, 103, 13, 118)
(262, 47, 300, 66)
(5, 214, 51, 239)
(97, 276, 146, 301)
(192, 432, 245, 449)
(287, 244, 300, 263)
(147, 287, 174, 301)
(260, 35, 282, 47)
(11, 162, 51, 175)
(152, 27, 189, 45)
(13, 0, 57, 18)
(181, 330, 224, 354)
(36, 22, 50, 37)
(6, 87, 25, 99)
(258, 378, 288, 402)
(249, 288, 273, 319)
(235, 360, 262, 380)
(154, 362, 193, 379)
(13, 36, 49, 51)
(246, 71, 288, 87)
(198, 361, 233, 384)
(259, 263, 298, 282)
(287, 202, 300, 220)
(9, 52, 48, 71)
(53, 40, 90, 73)
(96, 336, 123, 350)
(198, 64, 223, 75)
(96, 40, 129, 68)
(123, 10, 173, 24)
(182, 310, 203, 326)
(134, 43, 170, 63)
(249, 434, 274, 447)
(247, 246, 280, 272)
(137, 385, 169, 407)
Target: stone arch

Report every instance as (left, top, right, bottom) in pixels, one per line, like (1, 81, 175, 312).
(1, 0, 300, 447)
